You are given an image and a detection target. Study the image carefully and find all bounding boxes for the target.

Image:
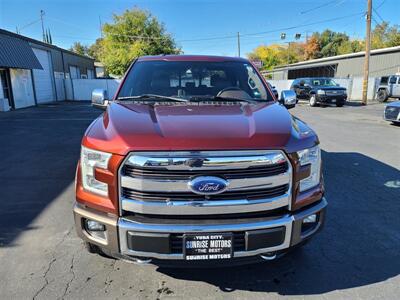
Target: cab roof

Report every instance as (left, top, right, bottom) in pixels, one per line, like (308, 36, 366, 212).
(137, 54, 249, 63)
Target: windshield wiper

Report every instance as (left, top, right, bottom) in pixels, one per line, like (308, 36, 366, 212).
(117, 94, 189, 103)
(189, 95, 258, 104)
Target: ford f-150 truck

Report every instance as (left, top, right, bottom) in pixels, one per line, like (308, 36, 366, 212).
(74, 55, 327, 266)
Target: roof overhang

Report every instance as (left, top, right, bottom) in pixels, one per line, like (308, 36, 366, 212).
(0, 33, 42, 69)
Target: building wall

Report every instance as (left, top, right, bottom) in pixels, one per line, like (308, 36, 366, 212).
(28, 41, 95, 78)
(270, 49, 400, 79)
(336, 51, 400, 77)
(62, 52, 95, 78)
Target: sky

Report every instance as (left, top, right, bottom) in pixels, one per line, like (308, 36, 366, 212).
(0, 0, 399, 57)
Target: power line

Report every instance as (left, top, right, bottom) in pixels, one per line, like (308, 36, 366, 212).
(18, 18, 41, 31)
(375, 0, 387, 9)
(372, 7, 385, 23)
(49, 12, 364, 45)
(240, 12, 364, 37)
(300, 0, 342, 15)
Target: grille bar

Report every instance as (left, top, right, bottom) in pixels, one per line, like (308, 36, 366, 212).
(123, 162, 288, 179)
(122, 184, 289, 202)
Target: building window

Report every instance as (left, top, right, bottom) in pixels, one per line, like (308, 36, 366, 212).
(69, 65, 80, 79)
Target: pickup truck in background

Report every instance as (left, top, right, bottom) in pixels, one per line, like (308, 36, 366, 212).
(376, 75, 400, 102)
(74, 55, 326, 266)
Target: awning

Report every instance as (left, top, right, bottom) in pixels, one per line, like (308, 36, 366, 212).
(0, 33, 42, 69)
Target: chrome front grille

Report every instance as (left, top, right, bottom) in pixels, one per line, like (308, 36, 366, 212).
(119, 151, 292, 215)
(325, 90, 344, 96)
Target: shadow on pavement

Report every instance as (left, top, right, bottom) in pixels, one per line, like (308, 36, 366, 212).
(0, 103, 100, 247)
(158, 151, 400, 295)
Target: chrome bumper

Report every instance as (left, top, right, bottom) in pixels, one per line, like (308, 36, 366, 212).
(74, 198, 327, 261)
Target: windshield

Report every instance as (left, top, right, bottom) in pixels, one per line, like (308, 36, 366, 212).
(310, 78, 338, 87)
(117, 60, 274, 101)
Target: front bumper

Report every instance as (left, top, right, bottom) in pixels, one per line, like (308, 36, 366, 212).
(74, 198, 327, 262)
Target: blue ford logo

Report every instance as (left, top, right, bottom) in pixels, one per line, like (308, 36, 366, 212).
(188, 176, 229, 195)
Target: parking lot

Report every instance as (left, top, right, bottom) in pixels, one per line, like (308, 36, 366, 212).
(0, 101, 399, 300)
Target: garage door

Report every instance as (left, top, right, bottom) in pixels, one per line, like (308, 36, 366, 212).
(10, 69, 35, 109)
(32, 48, 55, 103)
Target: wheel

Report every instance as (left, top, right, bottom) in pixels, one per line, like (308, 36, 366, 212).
(377, 89, 389, 102)
(336, 103, 344, 107)
(309, 95, 317, 107)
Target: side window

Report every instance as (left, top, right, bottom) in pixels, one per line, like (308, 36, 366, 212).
(389, 76, 397, 84)
(397, 76, 400, 84)
(299, 80, 305, 86)
(292, 79, 298, 87)
(245, 64, 267, 99)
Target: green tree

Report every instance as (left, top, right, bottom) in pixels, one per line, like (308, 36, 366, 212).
(87, 38, 103, 61)
(371, 22, 400, 49)
(317, 30, 350, 57)
(69, 42, 89, 56)
(100, 8, 180, 76)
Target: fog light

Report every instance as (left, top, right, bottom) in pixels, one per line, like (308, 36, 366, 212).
(85, 219, 105, 231)
(303, 214, 317, 224)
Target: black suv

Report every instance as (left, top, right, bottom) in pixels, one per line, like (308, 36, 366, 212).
(291, 77, 347, 107)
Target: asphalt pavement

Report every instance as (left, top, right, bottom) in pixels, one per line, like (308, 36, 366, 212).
(0, 101, 399, 300)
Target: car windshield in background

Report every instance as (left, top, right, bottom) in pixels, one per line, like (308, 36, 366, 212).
(117, 60, 274, 101)
(311, 78, 337, 87)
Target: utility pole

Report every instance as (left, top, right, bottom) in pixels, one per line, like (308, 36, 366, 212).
(362, 0, 372, 105)
(237, 32, 241, 57)
(40, 10, 45, 42)
(287, 42, 291, 65)
(99, 16, 103, 38)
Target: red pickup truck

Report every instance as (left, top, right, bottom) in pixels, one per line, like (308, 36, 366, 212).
(74, 55, 326, 266)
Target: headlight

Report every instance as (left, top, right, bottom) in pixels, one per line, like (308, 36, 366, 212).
(297, 145, 321, 192)
(81, 146, 112, 196)
(317, 89, 325, 95)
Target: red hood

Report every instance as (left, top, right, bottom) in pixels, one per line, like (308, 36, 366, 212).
(83, 102, 317, 155)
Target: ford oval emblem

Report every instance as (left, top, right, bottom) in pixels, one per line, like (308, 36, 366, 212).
(188, 176, 229, 195)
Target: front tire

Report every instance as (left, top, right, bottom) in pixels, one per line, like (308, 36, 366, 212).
(377, 89, 389, 102)
(309, 95, 317, 107)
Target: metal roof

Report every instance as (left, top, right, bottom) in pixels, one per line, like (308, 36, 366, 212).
(273, 46, 400, 71)
(0, 33, 42, 69)
(0, 28, 95, 62)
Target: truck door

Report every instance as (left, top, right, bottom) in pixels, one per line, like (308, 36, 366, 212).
(393, 76, 400, 97)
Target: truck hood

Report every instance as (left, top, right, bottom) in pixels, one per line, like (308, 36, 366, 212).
(387, 101, 400, 107)
(83, 102, 317, 155)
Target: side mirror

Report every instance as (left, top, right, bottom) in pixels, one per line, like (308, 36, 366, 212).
(92, 89, 109, 109)
(280, 90, 297, 109)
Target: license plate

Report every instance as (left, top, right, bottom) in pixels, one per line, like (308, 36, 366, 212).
(331, 99, 336, 103)
(183, 233, 233, 260)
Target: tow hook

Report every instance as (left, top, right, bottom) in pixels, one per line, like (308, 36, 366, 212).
(260, 252, 277, 260)
(132, 257, 152, 265)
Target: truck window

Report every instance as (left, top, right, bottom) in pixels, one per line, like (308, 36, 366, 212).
(117, 60, 274, 101)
